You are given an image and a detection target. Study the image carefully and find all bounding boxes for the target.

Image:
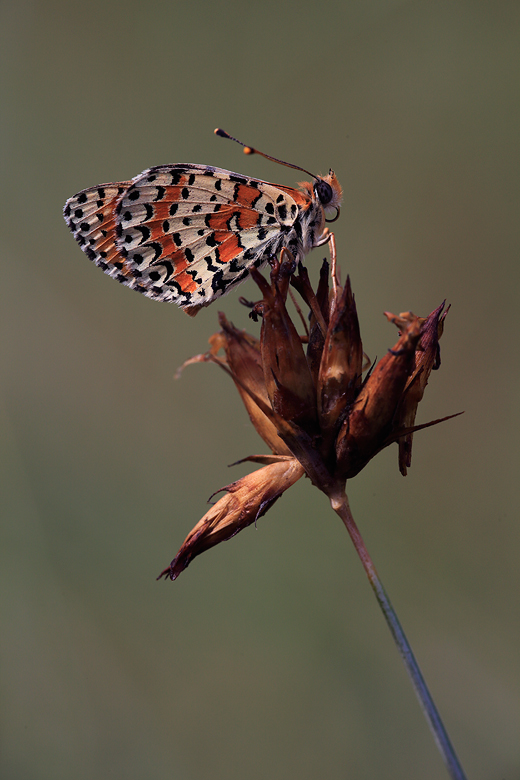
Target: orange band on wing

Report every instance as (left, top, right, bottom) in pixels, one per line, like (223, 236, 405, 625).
(234, 184, 262, 208)
(217, 233, 244, 263)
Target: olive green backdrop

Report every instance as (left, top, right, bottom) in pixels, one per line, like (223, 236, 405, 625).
(1, 1, 519, 778)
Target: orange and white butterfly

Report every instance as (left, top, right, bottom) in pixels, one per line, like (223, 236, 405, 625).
(63, 130, 342, 316)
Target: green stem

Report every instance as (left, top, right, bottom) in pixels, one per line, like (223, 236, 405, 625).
(330, 491, 468, 780)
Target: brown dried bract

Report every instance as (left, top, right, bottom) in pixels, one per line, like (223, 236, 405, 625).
(160, 253, 455, 581)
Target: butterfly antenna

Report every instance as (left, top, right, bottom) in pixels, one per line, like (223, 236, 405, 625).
(215, 128, 318, 180)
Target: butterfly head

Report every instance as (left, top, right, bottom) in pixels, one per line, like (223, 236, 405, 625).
(299, 170, 342, 222)
(313, 170, 342, 222)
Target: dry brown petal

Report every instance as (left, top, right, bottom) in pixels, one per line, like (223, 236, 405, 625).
(317, 277, 363, 449)
(335, 314, 422, 479)
(158, 458, 304, 581)
(394, 303, 448, 474)
(252, 258, 318, 432)
(302, 260, 332, 388)
(174, 332, 228, 379)
(218, 313, 292, 457)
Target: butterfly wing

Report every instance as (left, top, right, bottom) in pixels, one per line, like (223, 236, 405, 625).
(63, 181, 145, 287)
(64, 164, 308, 314)
(115, 164, 307, 312)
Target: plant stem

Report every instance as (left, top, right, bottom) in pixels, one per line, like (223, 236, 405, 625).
(330, 491, 468, 780)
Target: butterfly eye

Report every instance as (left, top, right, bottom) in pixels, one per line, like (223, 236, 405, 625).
(314, 179, 333, 206)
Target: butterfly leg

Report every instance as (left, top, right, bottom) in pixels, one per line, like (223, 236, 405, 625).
(328, 232, 340, 299)
(313, 229, 340, 299)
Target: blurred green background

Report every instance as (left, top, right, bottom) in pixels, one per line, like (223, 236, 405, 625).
(1, 1, 519, 778)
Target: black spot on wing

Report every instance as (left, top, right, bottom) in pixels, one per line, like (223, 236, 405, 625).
(186, 266, 203, 284)
(148, 242, 163, 261)
(170, 170, 186, 185)
(156, 260, 174, 281)
(135, 225, 151, 243)
(203, 253, 219, 273)
(211, 269, 226, 293)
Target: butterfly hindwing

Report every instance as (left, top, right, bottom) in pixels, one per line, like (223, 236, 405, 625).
(63, 181, 148, 293)
(114, 165, 303, 309)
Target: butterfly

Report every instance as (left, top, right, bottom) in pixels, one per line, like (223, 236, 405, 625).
(63, 130, 342, 316)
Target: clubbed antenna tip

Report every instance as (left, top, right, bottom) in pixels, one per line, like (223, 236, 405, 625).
(214, 127, 316, 178)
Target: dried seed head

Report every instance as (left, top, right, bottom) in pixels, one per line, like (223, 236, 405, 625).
(162, 253, 454, 580)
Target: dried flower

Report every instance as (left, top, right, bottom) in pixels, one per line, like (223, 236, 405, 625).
(159, 250, 454, 581)
(156, 247, 468, 780)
